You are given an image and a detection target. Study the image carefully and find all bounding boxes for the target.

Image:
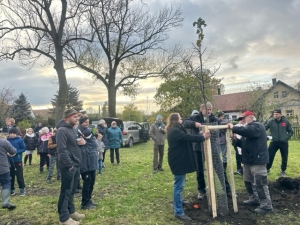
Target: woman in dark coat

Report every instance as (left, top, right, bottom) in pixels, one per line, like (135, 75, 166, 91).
(166, 113, 210, 221)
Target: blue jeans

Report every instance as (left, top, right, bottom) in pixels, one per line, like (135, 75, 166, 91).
(220, 144, 227, 163)
(173, 174, 186, 216)
(98, 160, 103, 174)
(47, 154, 61, 179)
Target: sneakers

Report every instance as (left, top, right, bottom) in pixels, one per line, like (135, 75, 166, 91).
(59, 218, 80, 225)
(280, 171, 287, 177)
(254, 207, 273, 214)
(81, 204, 95, 210)
(234, 169, 243, 176)
(69, 211, 85, 219)
(153, 169, 158, 173)
(10, 190, 16, 196)
(46, 178, 52, 184)
(175, 214, 192, 221)
(19, 189, 26, 196)
(158, 168, 164, 171)
(197, 192, 206, 200)
(243, 199, 260, 206)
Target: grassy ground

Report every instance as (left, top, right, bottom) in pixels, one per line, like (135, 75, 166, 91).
(1, 141, 300, 225)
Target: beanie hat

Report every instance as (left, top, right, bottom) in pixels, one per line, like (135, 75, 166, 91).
(64, 108, 78, 118)
(79, 116, 89, 125)
(41, 127, 49, 134)
(217, 111, 224, 117)
(9, 127, 18, 134)
(156, 114, 163, 120)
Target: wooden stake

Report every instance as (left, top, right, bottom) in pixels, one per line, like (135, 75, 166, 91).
(226, 130, 238, 213)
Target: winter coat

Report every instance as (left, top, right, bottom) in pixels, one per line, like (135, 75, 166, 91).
(96, 140, 105, 160)
(107, 126, 123, 149)
(37, 133, 52, 154)
(2, 125, 22, 137)
(56, 119, 82, 169)
(149, 123, 166, 145)
(183, 112, 219, 151)
(167, 124, 205, 175)
(7, 136, 26, 163)
(97, 124, 109, 149)
(0, 134, 16, 175)
(265, 116, 294, 142)
(233, 121, 269, 165)
(48, 135, 57, 155)
(23, 133, 37, 150)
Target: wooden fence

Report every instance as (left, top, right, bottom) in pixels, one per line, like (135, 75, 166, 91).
(292, 126, 300, 139)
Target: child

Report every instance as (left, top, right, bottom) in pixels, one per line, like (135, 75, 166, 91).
(46, 129, 61, 183)
(7, 127, 26, 196)
(23, 128, 37, 166)
(95, 133, 105, 174)
(37, 127, 51, 173)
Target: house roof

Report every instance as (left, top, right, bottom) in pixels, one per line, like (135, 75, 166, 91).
(32, 109, 52, 119)
(213, 91, 252, 112)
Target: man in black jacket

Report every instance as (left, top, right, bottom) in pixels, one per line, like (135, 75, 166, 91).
(229, 110, 273, 215)
(183, 102, 231, 199)
(57, 109, 86, 225)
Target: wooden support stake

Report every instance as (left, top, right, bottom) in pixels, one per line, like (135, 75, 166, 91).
(226, 130, 238, 213)
(203, 125, 217, 218)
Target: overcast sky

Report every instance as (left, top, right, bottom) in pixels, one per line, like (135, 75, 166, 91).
(1, 0, 299, 113)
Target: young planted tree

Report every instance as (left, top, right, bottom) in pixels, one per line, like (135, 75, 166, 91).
(65, 0, 183, 117)
(50, 84, 84, 114)
(0, 0, 92, 123)
(11, 93, 32, 124)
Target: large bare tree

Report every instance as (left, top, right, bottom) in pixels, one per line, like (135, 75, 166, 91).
(65, 0, 183, 117)
(0, 0, 92, 122)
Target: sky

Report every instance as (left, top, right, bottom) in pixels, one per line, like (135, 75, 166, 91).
(0, 0, 299, 114)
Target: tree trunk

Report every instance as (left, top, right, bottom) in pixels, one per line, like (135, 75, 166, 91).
(54, 51, 68, 124)
(108, 84, 117, 117)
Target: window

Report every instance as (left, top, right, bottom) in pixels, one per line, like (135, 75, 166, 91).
(273, 92, 278, 98)
(232, 115, 237, 120)
(286, 110, 293, 116)
(282, 91, 287, 98)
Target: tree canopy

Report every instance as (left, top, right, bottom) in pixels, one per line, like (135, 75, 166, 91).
(11, 93, 32, 124)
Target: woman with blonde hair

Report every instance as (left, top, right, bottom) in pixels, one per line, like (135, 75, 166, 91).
(23, 128, 37, 166)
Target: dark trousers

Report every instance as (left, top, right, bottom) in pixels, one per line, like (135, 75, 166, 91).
(9, 161, 25, 190)
(0, 172, 11, 190)
(267, 141, 289, 171)
(39, 153, 49, 169)
(24, 154, 33, 165)
(194, 151, 206, 194)
(57, 166, 80, 223)
(110, 148, 120, 164)
(234, 146, 243, 170)
(81, 170, 96, 206)
(153, 144, 164, 170)
(103, 150, 106, 163)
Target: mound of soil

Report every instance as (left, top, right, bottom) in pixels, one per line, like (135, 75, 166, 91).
(183, 177, 300, 225)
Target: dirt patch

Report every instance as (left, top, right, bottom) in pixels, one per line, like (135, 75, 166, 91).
(183, 177, 300, 224)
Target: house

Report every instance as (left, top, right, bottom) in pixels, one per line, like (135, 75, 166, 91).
(213, 79, 300, 124)
(32, 109, 52, 120)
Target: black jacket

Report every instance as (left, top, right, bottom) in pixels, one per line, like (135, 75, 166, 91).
(23, 135, 37, 150)
(97, 124, 109, 149)
(167, 124, 205, 175)
(56, 120, 82, 169)
(232, 121, 268, 165)
(183, 112, 219, 151)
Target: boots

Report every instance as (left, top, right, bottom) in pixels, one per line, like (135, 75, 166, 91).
(2, 189, 16, 210)
(24, 155, 28, 165)
(40, 167, 44, 174)
(29, 154, 32, 165)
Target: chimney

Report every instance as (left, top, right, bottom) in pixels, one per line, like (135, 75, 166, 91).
(272, 78, 276, 86)
(217, 88, 221, 95)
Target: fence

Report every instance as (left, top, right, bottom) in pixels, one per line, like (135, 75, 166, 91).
(292, 126, 300, 139)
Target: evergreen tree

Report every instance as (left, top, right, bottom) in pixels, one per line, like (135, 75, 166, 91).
(50, 84, 83, 114)
(11, 93, 32, 124)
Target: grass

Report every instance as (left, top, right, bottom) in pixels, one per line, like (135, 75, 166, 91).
(1, 140, 300, 225)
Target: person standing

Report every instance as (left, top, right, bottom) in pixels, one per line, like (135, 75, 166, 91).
(217, 111, 228, 170)
(149, 115, 166, 173)
(107, 121, 124, 165)
(34, 122, 43, 138)
(229, 110, 273, 215)
(77, 115, 98, 210)
(95, 133, 105, 174)
(37, 127, 51, 173)
(57, 109, 85, 225)
(46, 129, 61, 183)
(0, 132, 17, 210)
(97, 119, 109, 167)
(7, 127, 26, 196)
(166, 113, 210, 221)
(23, 128, 37, 166)
(265, 109, 294, 177)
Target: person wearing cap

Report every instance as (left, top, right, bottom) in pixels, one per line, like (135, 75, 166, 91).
(107, 121, 124, 165)
(0, 132, 17, 210)
(37, 127, 51, 173)
(56, 108, 86, 225)
(7, 127, 26, 196)
(265, 109, 293, 177)
(229, 110, 273, 214)
(77, 115, 98, 210)
(97, 119, 109, 167)
(149, 115, 166, 173)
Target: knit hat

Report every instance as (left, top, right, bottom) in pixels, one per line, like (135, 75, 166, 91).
(41, 127, 49, 134)
(64, 108, 78, 118)
(217, 111, 224, 117)
(9, 127, 18, 134)
(156, 114, 163, 120)
(79, 116, 89, 125)
(273, 109, 281, 114)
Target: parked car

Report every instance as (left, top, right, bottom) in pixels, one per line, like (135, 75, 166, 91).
(100, 117, 149, 147)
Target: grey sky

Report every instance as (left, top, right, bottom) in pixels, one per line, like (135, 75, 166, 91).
(0, 0, 299, 112)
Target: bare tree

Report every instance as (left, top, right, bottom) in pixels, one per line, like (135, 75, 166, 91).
(0, 0, 92, 122)
(0, 86, 16, 124)
(65, 0, 183, 117)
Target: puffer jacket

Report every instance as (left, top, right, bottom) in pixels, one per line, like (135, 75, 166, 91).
(7, 136, 26, 162)
(107, 126, 123, 149)
(265, 116, 294, 142)
(23, 133, 37, 150)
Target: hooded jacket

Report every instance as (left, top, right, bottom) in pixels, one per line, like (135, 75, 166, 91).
(7, 136, 26, 162)
(56, 119, 82, 169)
(265, 116, 293, 142)
(0, 134, 16, 175)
